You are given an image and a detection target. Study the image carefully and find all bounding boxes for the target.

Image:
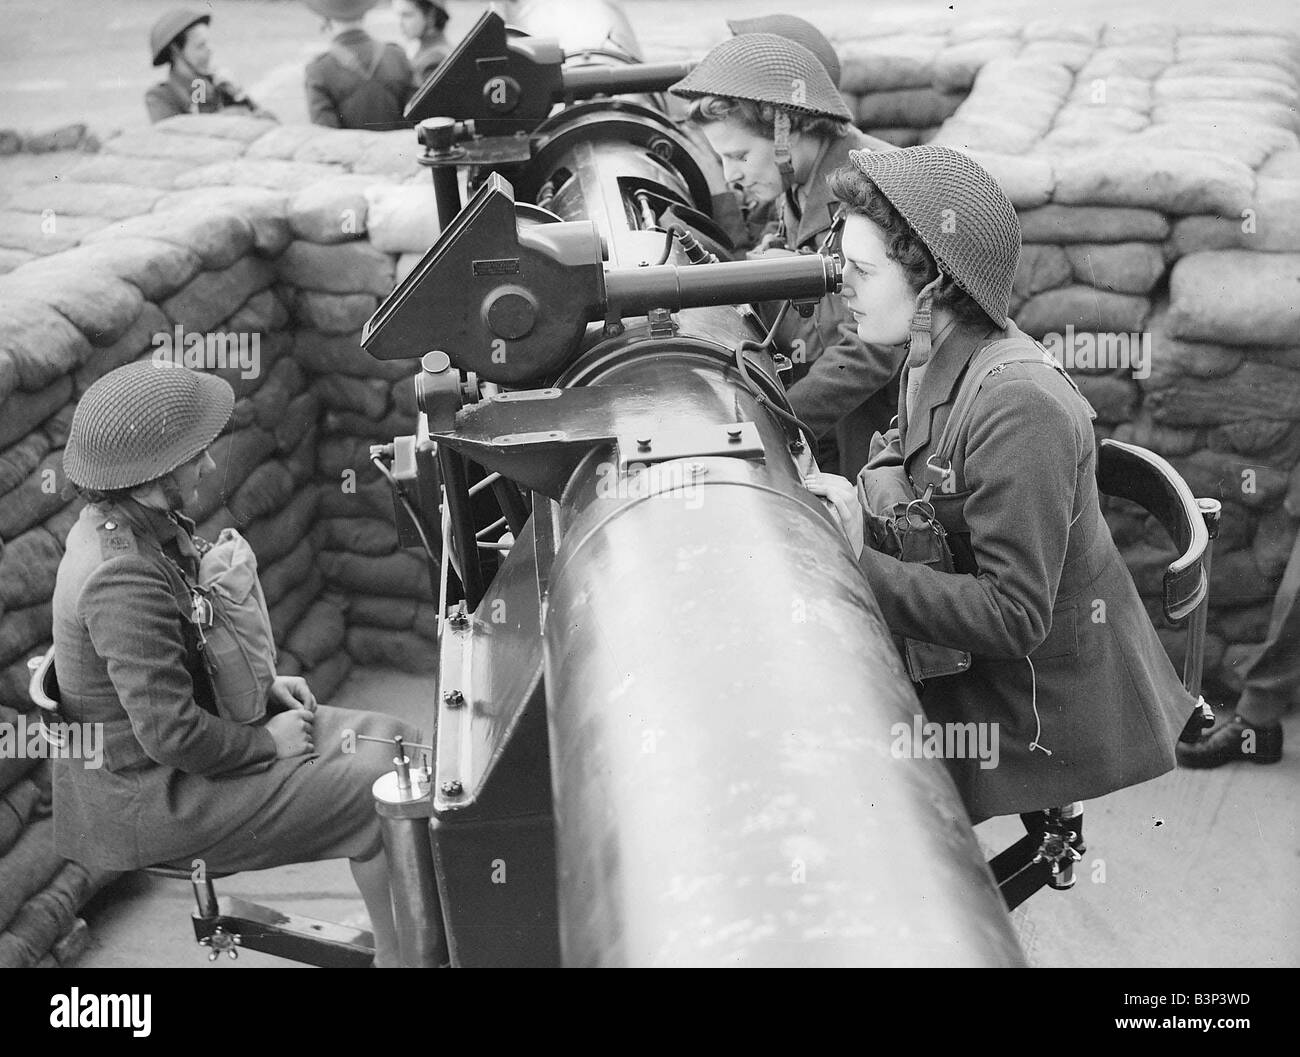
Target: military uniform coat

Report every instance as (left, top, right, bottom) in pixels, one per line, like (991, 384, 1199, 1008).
(857, 321, 1191, 821)
(774, 125, 906, 480)
(305, 28, 415, 130)
(145, 69, 260, 123)
(51, 499, 411, 871)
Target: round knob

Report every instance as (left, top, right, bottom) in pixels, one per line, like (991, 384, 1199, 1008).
(484, 288, 538, 340)
(422, 350, 452, 374)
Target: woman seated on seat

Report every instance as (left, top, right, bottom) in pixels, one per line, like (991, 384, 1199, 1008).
(53, 363, 415, 967)
(805, 146, 1193, 823)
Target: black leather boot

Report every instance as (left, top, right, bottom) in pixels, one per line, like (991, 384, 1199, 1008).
(1176, 713, 1283, 768)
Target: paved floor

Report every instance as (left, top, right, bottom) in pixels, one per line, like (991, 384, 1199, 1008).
(77, 663, 1299, 968)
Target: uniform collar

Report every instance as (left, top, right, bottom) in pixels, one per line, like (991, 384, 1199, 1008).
(901, 320, 1000, 464)
(333, 28, 370, 45)
(103, 498, 200, 560)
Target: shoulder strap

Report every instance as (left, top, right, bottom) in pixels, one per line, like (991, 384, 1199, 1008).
(916, 337, 1092, 496)
(330, 41, 385, 81)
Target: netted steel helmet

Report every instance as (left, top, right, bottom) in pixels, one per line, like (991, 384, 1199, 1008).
(727, 14, 842, 88)
(64, 363, 234, 491)
(847, 145, 1021, 326)
(149, 9, 211, 66)
(669, 33, 852, 124)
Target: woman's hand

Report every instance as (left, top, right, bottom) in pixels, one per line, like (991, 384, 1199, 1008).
(266, 708, 315, 759)
(804, 472, 865, 557)
(270, 675, 317, 713)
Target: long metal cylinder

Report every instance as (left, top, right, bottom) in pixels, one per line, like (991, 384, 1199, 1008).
(540, 354, 1025, 967)
(604, 255, 840, 314)
(562, 62, 696, 97)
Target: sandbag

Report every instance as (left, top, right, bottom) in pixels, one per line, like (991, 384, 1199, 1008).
(0, 861, 97, 968)
(5, 182, 163, 221)
(0, 378, 72, 450)
(960, 151, 1055, 209)
(150, 188, 292, 257)
(242, 482, 319, 567)
(348, 594, 417, 630)
(66, 154, 190, 189)
(304, 649, 352, 703)
(0, 815, 62, 932)
(259, 537, 317, 608)
(0, 777, 45, 857)
(855, 88, 965, 128)
(1147, 361, 1300, 427)
(1012, 244, 1072, 300)
(318, 549, 432, 600)
(190, 427, 278, 523)
(318, 517, 400, 557)
(161, 256, 275, 334)
(931, 38, 1018, 93)
(269, 567, 324, 646)
(1070, 373, 1139, 424)
(0, 210, 111, 256)
(1019, 205, 1170, 244)
(228, 461, 296, 526)
(76, 302, 170, 396)
(1111, 411, 1204, 457)
(0, 432, 51, 497)
(250, 359, 305, 432)
(0, 452, 70, 541)
(1014, 285, 1150, 337)
(1173, 450, 1289, 510)
(313, 375, 390, 418)
(1065, 242, 1166, 294)
(365, 183, 442, 254)
(293, 290, 379, 334)
(838, 36, 942, 94)
(0, 528, 62, 609)
(0, 296, 91, 391)
(1253, 506, 1299, 580)
(1052, 148, 1255, 215)
(345, 626, 439, 672)
(172, 159, 338, 193)
(1167, 251, 1300, 346)
(83, 208, 254, 271)
(285, 599, 346, 669)
(287, 176, 375, 243)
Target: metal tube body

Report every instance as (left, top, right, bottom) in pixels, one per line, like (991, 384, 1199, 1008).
(540, 350, 1024, 966)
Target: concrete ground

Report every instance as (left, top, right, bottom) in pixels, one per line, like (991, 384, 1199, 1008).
(9, 0, 1299, 968)
(76, 663, 1299, 968)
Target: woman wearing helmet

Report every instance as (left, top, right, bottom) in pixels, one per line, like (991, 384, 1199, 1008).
(670, 32, 903, 478)
(807, 146, 1193, 822)
(53, 363, 413, 966)
(395, 0, 452, 88)
(145, 9, 274, 123)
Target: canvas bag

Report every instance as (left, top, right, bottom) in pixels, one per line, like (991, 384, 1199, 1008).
(857, 338, 1090, 682)
(169, 528, 277, 724)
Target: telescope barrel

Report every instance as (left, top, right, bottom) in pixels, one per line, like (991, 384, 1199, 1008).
(561, 61, 696, 97)
(604, 254, 841, 315)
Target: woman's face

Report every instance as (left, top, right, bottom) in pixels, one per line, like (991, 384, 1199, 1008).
(171, 450, 216, 507)
(698, 118, 785, 207)
(396, 0, 427, 40)
(838, 213, 924, 346)
(176, 24, 213, 76)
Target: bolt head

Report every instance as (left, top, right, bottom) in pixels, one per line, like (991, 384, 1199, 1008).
(441, 779, 463, 797)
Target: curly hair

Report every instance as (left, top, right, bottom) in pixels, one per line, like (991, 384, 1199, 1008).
(685, 95, 849, 142)
(828, 163, 992, 326)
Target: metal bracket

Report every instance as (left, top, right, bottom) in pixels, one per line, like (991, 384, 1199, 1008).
(617, 422, 762, 469)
